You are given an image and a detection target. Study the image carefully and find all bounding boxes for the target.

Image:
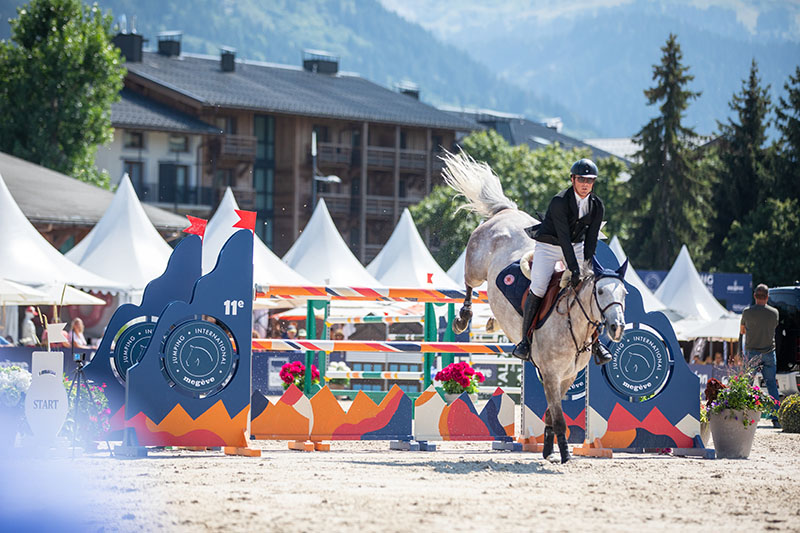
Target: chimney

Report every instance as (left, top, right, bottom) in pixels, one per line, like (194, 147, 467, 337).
(112, 32, 144, 63)
(220, 47, 236, 72)
(396, 81, 420, 100)
(543, 117, 563, 133)
(302, 49, 339, 75)
(157, 31, 182, 57)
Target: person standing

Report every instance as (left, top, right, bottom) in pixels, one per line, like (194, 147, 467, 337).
(739, 283, 781, 428)
(512, 159, 612, 365)
(19, 306, 39, 347)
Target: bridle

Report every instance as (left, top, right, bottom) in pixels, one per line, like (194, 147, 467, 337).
(556, 274, 625, 358)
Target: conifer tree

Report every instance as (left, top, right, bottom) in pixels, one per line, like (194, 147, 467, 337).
(625, 34, 711, 269)
(774, 66, 800, 202)
(709, 59, 772, 266)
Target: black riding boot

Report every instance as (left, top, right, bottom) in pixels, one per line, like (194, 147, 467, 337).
(592, 340, 613, 365)
(512, 292, 542, 360)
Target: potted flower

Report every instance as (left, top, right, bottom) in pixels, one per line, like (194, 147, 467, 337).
(700, 378, 725, 446)
(707, 372, 779, 458)
(62, 376, 112, 449)
(279, 361, 320, 392)
(435, 362, 485, 405)
(0, 365, 32, 448)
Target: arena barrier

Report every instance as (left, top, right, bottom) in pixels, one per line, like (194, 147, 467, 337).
(325, 315, 424, 326)
(520, 241, 713, 458)
(256, 285, 488, 303)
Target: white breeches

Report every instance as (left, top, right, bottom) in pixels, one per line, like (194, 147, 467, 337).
(528, 242, 584, 297)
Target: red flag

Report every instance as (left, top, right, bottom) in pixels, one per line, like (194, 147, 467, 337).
(183, 215, 207, 238)
(233, 209, 257, 232)
(426, 273, 434, 284)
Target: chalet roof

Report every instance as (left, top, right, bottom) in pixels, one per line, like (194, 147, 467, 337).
(445, 108, 628, 164)
(112, 88, 222, 135)
(125, 52, 477, 130)
(0, 151, 187, 231)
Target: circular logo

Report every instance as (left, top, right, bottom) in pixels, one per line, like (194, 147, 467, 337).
(113, 321, 155, 383)
(162, 320, 236, 395)
(606, 329, 670, 398)
(504, 274, 515, 285)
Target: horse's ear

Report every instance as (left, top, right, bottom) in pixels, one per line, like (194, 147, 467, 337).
(616, 259, 629, 279)
(592, 255, 604, 277)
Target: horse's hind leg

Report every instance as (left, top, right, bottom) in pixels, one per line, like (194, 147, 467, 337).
(452, 285, 473, 334)
(543, 379, 570, 463)
(542, 411, 555, 459)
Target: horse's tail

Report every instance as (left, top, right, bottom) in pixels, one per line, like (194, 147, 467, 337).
(441, 150, 517, 219)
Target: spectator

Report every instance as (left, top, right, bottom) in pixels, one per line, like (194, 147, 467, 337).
(63, 318, 96, 350)
(19, 306, 39, 347)
(297, 329, 307, 339)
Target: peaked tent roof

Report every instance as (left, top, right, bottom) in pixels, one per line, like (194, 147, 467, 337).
(203, 188, 310, 286)
(0, 174, 127, 292)
(655, 245, 732, 322)
(282, 199, 382, 287)
(608, 236, 667, 313)
(367, 209, 459, 289)
(65, 174, 174, 290)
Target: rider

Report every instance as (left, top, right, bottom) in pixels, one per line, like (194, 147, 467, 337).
(511, 158, 614, 366)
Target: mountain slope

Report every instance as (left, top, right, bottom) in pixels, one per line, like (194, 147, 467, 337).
(0, 0, 600, 136)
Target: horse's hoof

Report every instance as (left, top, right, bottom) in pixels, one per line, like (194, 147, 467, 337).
(560, 453, 571, 464)
(485, 317, 499, 333)
(452, 318, 469, 334)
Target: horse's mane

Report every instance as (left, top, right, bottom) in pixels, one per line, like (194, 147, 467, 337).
(441, 150, 517, 219)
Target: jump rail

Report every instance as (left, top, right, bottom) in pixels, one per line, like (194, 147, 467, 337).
(325, 315, 424, 326)
(252, 339, 514, 355)
(255, 285, 488, 304)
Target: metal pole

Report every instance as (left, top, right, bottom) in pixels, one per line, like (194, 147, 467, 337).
(311, 130, 317, 209)
(423, 302, 436, 389)
(305, 299, 315, 395)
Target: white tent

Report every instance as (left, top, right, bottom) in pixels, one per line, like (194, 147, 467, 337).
(608, 236, 667, 313)
(655, 245, 739, 340)
(446, 248, 487, 290)
(367, 209, 459, 289)
(65, 174, 173, 290)
(0, 278, 46, 305)
(203, 188, 310, 286)
(0, 173, 126, 292)
(2, 283, 106, 306)
(283, 199, 382, 287)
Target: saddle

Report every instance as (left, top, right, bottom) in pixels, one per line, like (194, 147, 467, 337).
(495, 253, 567, 334)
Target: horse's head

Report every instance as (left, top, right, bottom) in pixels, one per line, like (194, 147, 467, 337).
(591, 256, 628, 342)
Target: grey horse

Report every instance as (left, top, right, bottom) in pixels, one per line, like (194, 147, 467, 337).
(443, 152, 628, 463)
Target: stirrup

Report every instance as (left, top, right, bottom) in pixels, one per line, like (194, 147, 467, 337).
(593, 342, 613, 366)
(511, 338, 531, 361)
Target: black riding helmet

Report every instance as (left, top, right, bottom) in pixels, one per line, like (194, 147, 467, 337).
(570, 158, 598, 178)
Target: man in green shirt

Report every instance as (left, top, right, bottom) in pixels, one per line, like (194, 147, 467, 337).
(739, 283, 781, 427)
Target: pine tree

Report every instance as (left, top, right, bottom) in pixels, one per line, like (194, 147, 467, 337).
(708, 59, 772, 266)
(625, 34, 711, 269)
(774, 66, 800, 202)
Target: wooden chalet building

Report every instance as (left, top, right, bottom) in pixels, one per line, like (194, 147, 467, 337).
(100, 32, 477, 261)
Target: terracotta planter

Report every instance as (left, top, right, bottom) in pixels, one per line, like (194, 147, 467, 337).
(709, 409, 760, 459)
(444, 393, 479, 407)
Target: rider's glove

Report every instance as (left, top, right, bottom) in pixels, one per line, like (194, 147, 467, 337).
(570, 269, 581, 288)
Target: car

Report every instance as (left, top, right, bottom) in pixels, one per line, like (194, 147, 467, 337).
(769, 285, 800, 372)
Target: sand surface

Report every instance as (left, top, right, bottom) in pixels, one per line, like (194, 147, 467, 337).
(3, 416, 798, 532)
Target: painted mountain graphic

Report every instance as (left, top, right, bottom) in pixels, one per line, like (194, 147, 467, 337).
(602, 404, 693, 448)
(127, 399, 249, 447)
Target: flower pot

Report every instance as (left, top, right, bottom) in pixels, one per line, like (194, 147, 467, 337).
(709, 408, 759, 459)
(444, 393, 479, 407)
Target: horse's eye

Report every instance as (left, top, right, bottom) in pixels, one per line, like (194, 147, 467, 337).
(598, 288, 604, 295)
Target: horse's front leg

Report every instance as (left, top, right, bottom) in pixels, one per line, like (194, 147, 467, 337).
(452, 285, 473, 334)
(542, 410, 555, 460)
(542, 378, 570, 463)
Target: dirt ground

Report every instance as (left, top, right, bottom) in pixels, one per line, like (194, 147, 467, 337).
(2, 415, 798, 533)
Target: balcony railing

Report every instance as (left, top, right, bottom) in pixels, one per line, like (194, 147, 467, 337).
(366, 147, 396, 169)
(365, 195, 396, 216)
(398, 196, 425, 209)
(133, 182, 256, 210)
(219, 134, 257, 160)
(317, 142, 352, 165)
(317, 192, 356, 215)
(398, 149, 426, 171)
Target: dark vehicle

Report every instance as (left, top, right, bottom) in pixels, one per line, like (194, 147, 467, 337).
(769, 286, 800, 371)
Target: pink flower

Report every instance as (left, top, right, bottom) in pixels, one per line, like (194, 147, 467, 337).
(476, 372, 485, 383)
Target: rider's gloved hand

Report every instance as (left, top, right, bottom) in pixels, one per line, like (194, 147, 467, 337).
(570, 269, 581, 288)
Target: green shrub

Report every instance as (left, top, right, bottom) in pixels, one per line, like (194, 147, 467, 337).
(778, 394, 800, 433)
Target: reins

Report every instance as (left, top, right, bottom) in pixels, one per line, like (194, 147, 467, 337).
(556, 275, 617, 359)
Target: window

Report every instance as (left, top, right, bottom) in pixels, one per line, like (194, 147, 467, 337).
(123, 131, 144, 149)
(123, 161, 146, 199)
(312, 124, 329, 144)
(431, 134, 443, 152)
(168, 134, 189, 153)
(158, 163, 190, 203)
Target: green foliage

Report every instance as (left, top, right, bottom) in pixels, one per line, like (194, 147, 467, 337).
(708, 372, 778, 427)
(774, 66, 800, 203)
(624, 34, 712, 270)
(0, 0, 124, 187)
(709, 59, 773, 266)
(721, 198, 800, 287)
(62, 375, 111, 440)
(412, 130, 626, 268)
(777, 394, 800, 433)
